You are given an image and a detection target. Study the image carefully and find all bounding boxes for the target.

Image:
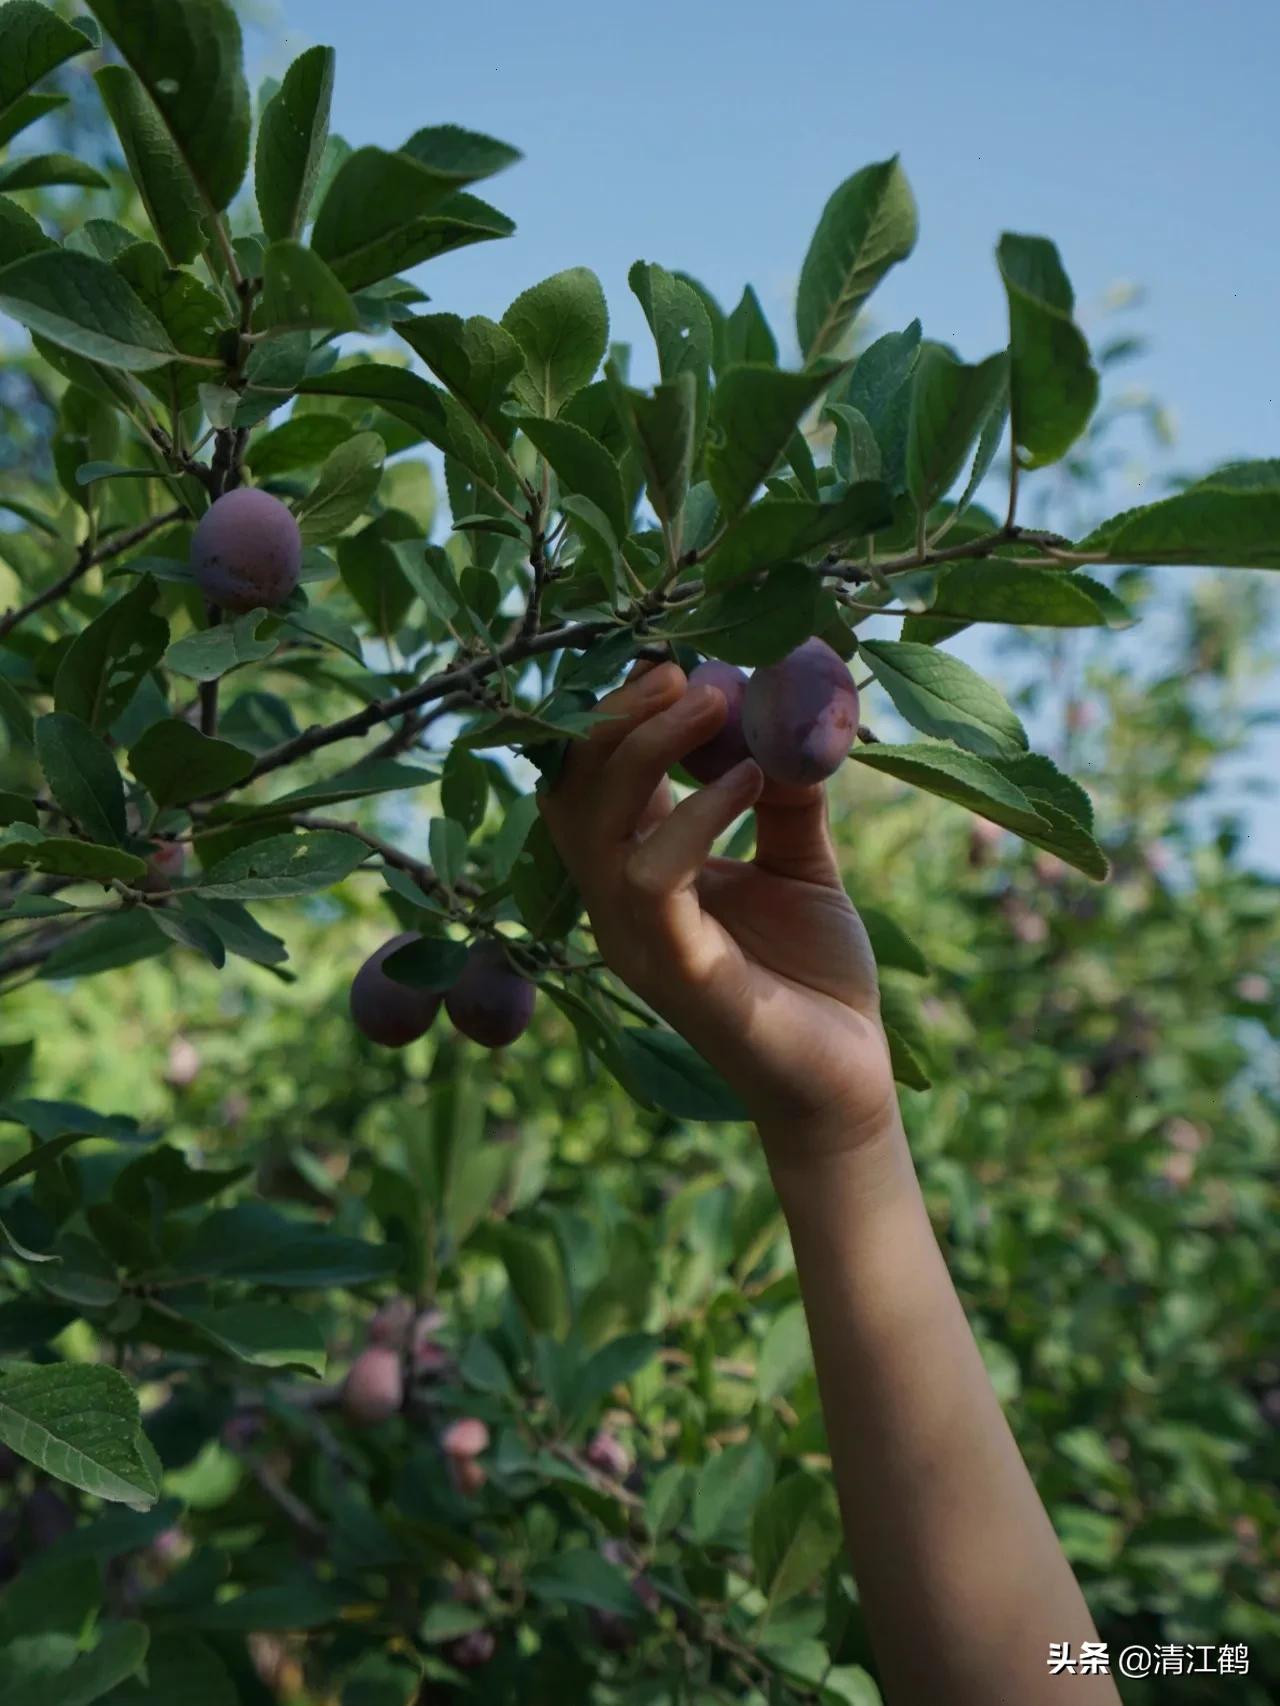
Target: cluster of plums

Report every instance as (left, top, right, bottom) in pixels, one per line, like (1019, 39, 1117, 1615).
(683, 639, 859, 788)
(350, 935, 535, 1050)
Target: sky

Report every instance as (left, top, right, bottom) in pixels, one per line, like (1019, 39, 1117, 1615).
(259, 0, 1279, 863)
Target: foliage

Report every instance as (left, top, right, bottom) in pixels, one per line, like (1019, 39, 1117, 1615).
(0, 3, 1275, 1701)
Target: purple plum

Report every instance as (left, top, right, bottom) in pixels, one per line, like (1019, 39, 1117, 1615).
(445, 941, 535, 1049)
(191, 486, 302, 613)
(342, 1345, 404, 1425)
(682, 660, 752, 783)
(350, 933, 443, 1048)
(742, 637, 859, 786)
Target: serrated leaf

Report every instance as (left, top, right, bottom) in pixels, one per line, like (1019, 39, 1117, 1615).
(841, 319, 923, 494)
(0, 4, 93, 119)
(40, 909, 166, 977)
(511, 813, 580, 938)
(503, 266, 609, 416)
(53, 575, 168, 731)
(171, 1303, 326, 1376)
(857, 904, 929, 976)
(0, 153, 107, 191)
(609, 1029, 747, 1122)
(261, 239, 358, 332)
(35, 712, 126, 844)
(860, 639, 1027, 758)
(0, 826, 145, 882)
(255, 44, 334, 241)
(94, 65, 206, 266)
(609, 367, 696, 537)
(997, 232, 1098, 467)
(723, 282, 778, 369)
(693, 1438, 773, 1545)
(906, 345, 1008, 513)
(901, 562, 1130, 641)
(295, 429, 385, 543)
(164, 608, 279, 681)
(0, 92, 68, 152)
(751, 1473, 842, 1609)
(702, 482, 893, 589)
(1080, 459, 1280, 570)
(129, 720, 254, 808)
(247, 413, 352, 477)
(629, 258, 714, 447)
(0, 249, 176, 371)
(298, 365, 497, 490)
(797, 158, 918, 362)
(708, 363, 838, 521)
(668, 562, 819, 666)
(396, 310, 524, 425)
(197, 830, 369, 899)
(517, 412, 627, 540)
(0, 1361, 159, 1505)
(757, 1304, 812, 1402)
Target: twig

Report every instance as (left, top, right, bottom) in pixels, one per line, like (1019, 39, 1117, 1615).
(0, 507, 185, 641)
(288, 814, 469, 900)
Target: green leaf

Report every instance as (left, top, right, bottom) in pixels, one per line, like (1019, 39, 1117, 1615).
(668, 562, 819, 667)
(397, 122, 521, 189)
(708, 364, 837, 522)
(823, 1668, 884, 1706)
(298, 366, 497, 490)
(0, 92, 68, 151)
(440, 745, 489, 834)
(247, 413, 352, 477)
(35, 712, 125, 844)
(796, 157, 918, 362)
(261, 239, 358, 332)
(701, 483, 893, 589)
(878, 976, 934, 1090)
(283, 604, 364, 663)
(197, 830, 368, 900)
(381, 936, 469, 993)
(178, 896, 287, 967)
(1080, 460, 1280, 570)
(270, 756, 436, 811)
(0, 3, 93, 120)
(0, 192, 53, 266)
(517, 413, 627, 540)
(906, 346, 1009, 513)
(102, 1632, 235, 1706)
(295, 429, 385, 543)
(312, 147, 513, 291)
(723, 282, 778, 368)
(40, 909, 167, 977)
(164, 608, 279, 681)
(171, 1303, 326, 1376)
(395, 311, 524, 425)
(84, 0, 250, 213)
(610, 369, 696, 537)
(564, 1333, 660, 1424)
(172, 1203, 398, 1287)
(0, 153, 107, 191)
(53, 575, 168, 732)
(610, 1029, 747, 1122)
(751, 1473, 842, 1609)
(0, 1361, 159, 1505)
(757, 1304, 812, 1402)
(857, 904, 929, 976)
(526, 1550, 636, 1617)
(859, 639, 1028, 758)
(94, 66, 206, 267)
(629, 259, 714, 446)
(0, 826, 145, 883)
(826, 402, 882, 484)
(902, 562, 1130, 640)
(503, 266, 609, 416)
(692, 1438, 773, 1545)
(255, 45, 335, 241)
(850, 742, 1107, 878)
(997, 233, 1098, 467)
(129, 720, 254, 809)
(0, 1622, 150, 1706)
(645, 1464, 692, 1540)
(485, 1224, 569, 1336)
(511, 813, 581, 939)
(0, 249, 176, 371)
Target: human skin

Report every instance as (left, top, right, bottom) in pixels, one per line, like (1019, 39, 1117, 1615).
(538, 660, 1121, 1706)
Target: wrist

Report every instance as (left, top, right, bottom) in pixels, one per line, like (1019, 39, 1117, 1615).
(758, 1100, 917, 1216)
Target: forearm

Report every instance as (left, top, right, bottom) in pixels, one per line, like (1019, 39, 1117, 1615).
(762, 1112, 1120, 1706)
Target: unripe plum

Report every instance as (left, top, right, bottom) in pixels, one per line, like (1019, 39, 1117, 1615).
(442, 1417, 490, 1459)
(741, 637, 859, 786)
(350, 933, 443, 1048)
(164, 1036, 201, 1089)
(191, 487, 302, 613)
(342, 1345, 404, 1426)
(682, 660, 751, 784)
(142, 840, 186, 893)
(444, 941, 535, 1049)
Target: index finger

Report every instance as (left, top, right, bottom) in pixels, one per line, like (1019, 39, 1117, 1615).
(550, 661, 687, 799)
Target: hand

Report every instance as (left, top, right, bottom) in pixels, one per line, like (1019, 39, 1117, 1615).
(539, 661, 900, 1159)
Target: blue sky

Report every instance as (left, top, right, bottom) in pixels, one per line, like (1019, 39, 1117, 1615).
(261, 0, 1279, 862)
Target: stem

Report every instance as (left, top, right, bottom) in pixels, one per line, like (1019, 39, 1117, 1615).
(0, 507, 185, 642)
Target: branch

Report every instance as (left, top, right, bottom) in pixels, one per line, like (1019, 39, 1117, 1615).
(289, 814, 477, 901)
(0, 507, 185, 642)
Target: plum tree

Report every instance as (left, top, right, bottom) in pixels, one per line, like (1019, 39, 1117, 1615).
(742, 637, 860, 785)
(341, 1345, 404, 1425)
(445, 941, 535, 1048)
(191, 487, 302, 613)
(350, 934, 443, 1048)
(682, 660, 751, 783)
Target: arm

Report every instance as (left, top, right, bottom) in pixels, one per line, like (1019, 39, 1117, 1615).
(540, 660, 1120, 1706)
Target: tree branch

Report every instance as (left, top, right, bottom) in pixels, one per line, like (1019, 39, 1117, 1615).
(0, 507, 185, 642)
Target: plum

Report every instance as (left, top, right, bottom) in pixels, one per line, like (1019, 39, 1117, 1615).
(682, 659, 751, 783)
(191, 486, 302, 613)
(142, 840, 186, 893)
(368, 1295, 416, 1348)
(350, 933, 443, 1048)
(444, 940, 535, 1049)
(441, 1417, 490, 1459)
(342, 1345, 404, 1425)
(447, 1629, 496, 1669)
(742, 637, 859, 786)
(585, 1429, 631, 1480)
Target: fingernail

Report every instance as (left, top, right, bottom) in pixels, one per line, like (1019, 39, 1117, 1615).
(712, 759, 762, 793)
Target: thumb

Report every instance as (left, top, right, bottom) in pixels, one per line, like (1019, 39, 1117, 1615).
(752, 779, 842, 887)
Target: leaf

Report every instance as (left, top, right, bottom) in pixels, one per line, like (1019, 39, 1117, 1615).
(526, 1550, 637, 1617)
(171, 1304, 326, 1377)
(511, 814, 581, 939)
(94, 67, 205, 267)
(857, 904, 929, 976)
(906, 346, 1009, 513)
(902, 562, 1130, 640)
(197, 830, 369, 900)
(997, 233, 1098, 467)
(842, 319, 924, 494)
(396, 311, 524, 424)
(52, 575, 168, 732)
(178, 896, 287, 967)
(610, 1029, 747, 1122)
(645, 1464, 692, 1540)
(850, 742, 1107, 878)
(255, 44, 335, 241)
(298, 366, 496, 489)
(668, 562, 819, 667)
(610, 369, 696, 536)
(381, 936, 469, 993)
(0, 1361, 159, 1505)
(751, 1474, 842, 1609)
(0, 249, 176, 371)
(878, 976, 935, 1090)
(261, 239, 358, 332)
(0, 3, 93, 119)
(84, 0, 250, 213)
(484, 1223, 569, 1335)
(0, 1622, 150, 1706)
(692, 1438, 773, 1545)
(826, 402, 882, 484)
(823, 1668, 884, 1706)
(0, 153, 108, 191)
(164, 608, 279, 681)
(440, 746, 489, 834)
(701, 483, 893, 589)
(517, 413, 627, 540)
(629, 259, 714, 445)
(1080, 459, 1280, 570)
(796, 157, 918, 362)
(0, 826, 145, 883)
(270, 756, 436, 810)
(503, 266, 609, 416)
(397, 122, 521, 189)
(172, 1203, 397, 1287)
(0, 92, 68, 151)
(708, 363, 837, 521)
(564, 1333, 660, 1424)
(129, 720, 254, 808)
(295, 429, 385, 543)
(40, 909, 167, 977)
(312, 147, 513, 291)
(35, 712, 125, 844)
(757, 1304, 812, 1402)
(723, 282, 778, 368)
(103, 1632, 235, 1706)
(247, 413, 352, 476)
(859, 639, 1028, 758)
(284, 604, 364, 663)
